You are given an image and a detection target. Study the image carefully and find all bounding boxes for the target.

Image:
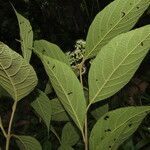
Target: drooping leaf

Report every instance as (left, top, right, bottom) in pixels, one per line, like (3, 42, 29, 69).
(42, 56, 86, 131)
(0, 42, 37, 101)
(14, 9, 33, 62)
(58, 145, 74, 150)
(34, 40, 70, 65)
(31, 90, 51, 133)
(61, 122, 80, 146)
(15, 135, 42, 150)
(84, 0, 150, 59)
(89, 106, 150, 150)
(50, 98, 70, 121)
(91, 104, 109, 120)
(89, 25, 150, 104)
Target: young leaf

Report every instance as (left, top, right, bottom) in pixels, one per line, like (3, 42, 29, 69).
(84, 0, 150, 59)
(50, 98, 70, 121)
(34, 40, 70, 65)
(14, 135, 42, 150)
(61, 122, 80, 146)
(42, 56, 86, 132)
(31, 90, 51, 134)
(89, 106, 150, 150)
(89, 25, 150, 104)
(91, 104, 109, 120)
(0, 42, 37, 101)
(14, 9, 33, 62)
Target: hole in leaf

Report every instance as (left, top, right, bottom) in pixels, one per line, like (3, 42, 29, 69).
(28, 30, 32, 33)
(128, 123, 132, 127)
(52, 65, 55, 70)
(104, 115, 109, 120)
(121, 12, 126, 17)
(68, 92, 73, 95)
(141, 42, 144, 46)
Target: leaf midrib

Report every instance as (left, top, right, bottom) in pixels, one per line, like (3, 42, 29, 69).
(86, 0, 145, 58)
(44, 59, 83, 131)
(90, 31, 150, 104)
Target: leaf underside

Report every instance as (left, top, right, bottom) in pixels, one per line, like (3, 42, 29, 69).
(31, 90, 51, 133)
(84, 0, 150, 59)
(42, 57, 86, 131)
(89, 106, 150, 150)
(89, 25, 150, 104)
(0, 42, 37, 101)
(15, 9, 33, 62)
(15, 135, 42, 150)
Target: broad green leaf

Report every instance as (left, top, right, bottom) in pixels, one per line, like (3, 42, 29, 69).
(34, 40, 70, 65)
(42, 56, 86, 131)
(89, 25, 150, 104)
(45, 81, 53, 94)
(91, 104, 109, 120)
(0, 42, 37, 101)
(14, 9, 33, 62)
(84, 0, 150, 59)
(31, 90, 51, 134)
(58, 145, 74, 150)
(61, 122, 80, 146)
(89, 106, 150, 150)
(50, 98, 70, 121)
(14, 135, 42, 150)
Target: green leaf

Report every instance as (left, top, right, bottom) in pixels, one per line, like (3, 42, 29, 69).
(15, 135, 42, 150)
(50, 98, 70, 121)
(89, 25, 150, 104)
(0, 42, 37, 101)
(31, 90, 51, 133)
(14, 9, 33, 62)
(45, 81, 53, 94)
(89, 106, 150, 150)
(34, 40, 70, 65)
(61, 122, 80, 146)
(91, 104, 109, 120)
(84, 0, 150, 59)
(42, 56, 86, 131)
(58, 145, 74, 150)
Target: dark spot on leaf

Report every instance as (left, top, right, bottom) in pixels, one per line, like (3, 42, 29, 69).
(136, 6, 139, 9)
(128, 123, 132, 127)
(107, 129, 111, 132)
(130, 3, 132, 5)
(101, 137, 104, 140)
(141, 42, 144, 46)
(42, 49, 45, 54)
(104, 115, 109, 120)
(52, 65, 55, 70)
(114, 138, 116, 141)
(28, 30, 32, 33)
(68, 92, 73, 95)
(47, 61, 49, 64)
(109, 146, 112, 148)
(20, 21, 24, 24)
(121, 12, 126, 17)
(96, 79, 98, 81)
(110, 23, 113, 26)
